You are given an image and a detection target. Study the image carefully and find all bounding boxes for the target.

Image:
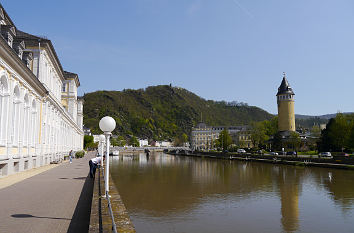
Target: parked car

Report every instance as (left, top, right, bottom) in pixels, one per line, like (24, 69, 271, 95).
(286, 151, 297, 156)
(338, 152, 350, 157)
(319, 152, 332, 158)
(270, 152, 278, 156)
(237, 149, 246, 153)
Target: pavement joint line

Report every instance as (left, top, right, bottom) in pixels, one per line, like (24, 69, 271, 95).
(0, 160, 68, 190)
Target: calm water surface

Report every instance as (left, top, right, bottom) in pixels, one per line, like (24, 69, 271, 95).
(111, 153, 354, 233)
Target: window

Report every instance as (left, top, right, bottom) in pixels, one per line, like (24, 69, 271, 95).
(18, 48, 23, 59)
(12, 86, 20, 145)
(23, 94, 30, 146)
(26, 58, 31, 68)
(31, 100, 37, 146)
(7, 33, 13, 47)
(62, 83, 66, 92)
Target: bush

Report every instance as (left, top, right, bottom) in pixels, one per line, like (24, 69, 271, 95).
(75, 150, 85, 158)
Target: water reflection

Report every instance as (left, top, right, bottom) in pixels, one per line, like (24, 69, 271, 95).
(111, 153, 354, 233)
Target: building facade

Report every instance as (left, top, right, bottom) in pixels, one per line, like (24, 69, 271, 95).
(190, 123, 252, 150)
(0, 5, 83, 177)
(277, 73, 295, 135)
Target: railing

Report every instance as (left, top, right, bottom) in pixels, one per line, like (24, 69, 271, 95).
(101, 166, 118, 233)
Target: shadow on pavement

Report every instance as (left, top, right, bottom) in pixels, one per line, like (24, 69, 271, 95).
(67, 173, 94, 233)
(11, 214, 71, 220)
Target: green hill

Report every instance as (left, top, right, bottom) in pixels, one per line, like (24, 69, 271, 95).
(83, 85, 273, 140)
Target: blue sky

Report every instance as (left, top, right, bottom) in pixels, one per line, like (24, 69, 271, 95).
(2, 0, 354, 115)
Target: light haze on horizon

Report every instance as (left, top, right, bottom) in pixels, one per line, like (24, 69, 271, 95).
(2, 0, 354, 116)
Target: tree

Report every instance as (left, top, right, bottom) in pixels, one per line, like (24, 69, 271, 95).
(264, 116, 278, 137)
(288, 131, 301, 151)
(86, 141, 98, 149)
(250, 122, 269, 148)
(272, 132, 283, 151)
(329, 113, 350, 151)
(319, 113, 353, 152)
(117, 135, 126, 147)
(216, 129, 233, 151)
(84, 135, 94, 149)
(174, 133, 189, 146)
(110, 137, 119, 146)
(129, 136, 139, 147)
(311, 125, 321, 137)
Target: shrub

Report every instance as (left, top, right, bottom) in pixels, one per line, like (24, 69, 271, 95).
(75, 150, 85, 158)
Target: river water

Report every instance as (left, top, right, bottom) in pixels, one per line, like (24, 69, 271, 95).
(110, 152, 354, 233)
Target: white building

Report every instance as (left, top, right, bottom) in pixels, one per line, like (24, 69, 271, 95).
(160, 141, 172, 147)
(190, 123, 251, 150)
(0, 5, 83, 177)
(139, 139, 148, 147)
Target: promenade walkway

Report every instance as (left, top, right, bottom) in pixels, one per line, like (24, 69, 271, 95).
(0, 152, 96, 233)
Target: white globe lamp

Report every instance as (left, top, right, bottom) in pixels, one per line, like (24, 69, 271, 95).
(99, 116, 116, 197)
(99, 116, 116, 133)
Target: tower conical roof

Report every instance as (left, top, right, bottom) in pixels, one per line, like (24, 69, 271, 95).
(277, 74, 294, 96)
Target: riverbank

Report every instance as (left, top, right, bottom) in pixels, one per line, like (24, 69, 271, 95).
(89, 167, 135, 233)
(167, 151, 354, 170)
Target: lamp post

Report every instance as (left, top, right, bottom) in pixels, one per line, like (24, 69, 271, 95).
(99, 116, 116, 197)
(99, 134, 105, 167)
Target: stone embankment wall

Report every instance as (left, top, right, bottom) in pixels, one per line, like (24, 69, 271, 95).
(168, 151, 354, 170)
(89, 168, 135, 233)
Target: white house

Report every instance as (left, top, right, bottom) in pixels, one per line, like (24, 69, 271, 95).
(139, 139, 149, 147)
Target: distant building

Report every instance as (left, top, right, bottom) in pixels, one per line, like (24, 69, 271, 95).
(151, 141, 160, 147)
(150, 140, 172, 147)
(190, 123, 252, 150)
(83, 126, 91, 136)
(320, 124, 326, 130)
(160, 141, 172, 147)
(277, 73, 295, 136)
(139, 139, 148, 147)
(93, 135, 100, 143)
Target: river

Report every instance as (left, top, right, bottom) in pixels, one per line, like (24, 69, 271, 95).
(110, 152, 354, 233)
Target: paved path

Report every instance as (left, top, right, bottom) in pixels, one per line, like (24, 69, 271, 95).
(0, 152, 96, 233)
(0, 163, 62, 190)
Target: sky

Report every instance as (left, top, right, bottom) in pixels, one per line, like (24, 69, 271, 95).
(2, 0, 354, 115)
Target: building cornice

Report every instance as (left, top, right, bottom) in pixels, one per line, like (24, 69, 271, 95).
(0, 36, 47, 96)
(41, 42, 65, 82)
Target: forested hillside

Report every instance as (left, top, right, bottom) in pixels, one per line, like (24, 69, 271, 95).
(83, 85, 273, 140)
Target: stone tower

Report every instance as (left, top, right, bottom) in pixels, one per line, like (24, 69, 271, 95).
(277, 73, 295, 135)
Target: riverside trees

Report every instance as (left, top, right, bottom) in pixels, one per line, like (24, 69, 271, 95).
(250, 117, 278, 149)
(215, 129, 233, 151)
(319, 113, 354, 152)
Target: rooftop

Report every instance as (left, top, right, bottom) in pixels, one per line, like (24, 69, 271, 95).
(277, 73, 295, 96)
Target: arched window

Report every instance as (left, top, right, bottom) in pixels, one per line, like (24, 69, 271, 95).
(12, 85, 20, 145)
(0, 73, 9, 145)
(23, 94, 29, 146)
(31, 100, 37, 146)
